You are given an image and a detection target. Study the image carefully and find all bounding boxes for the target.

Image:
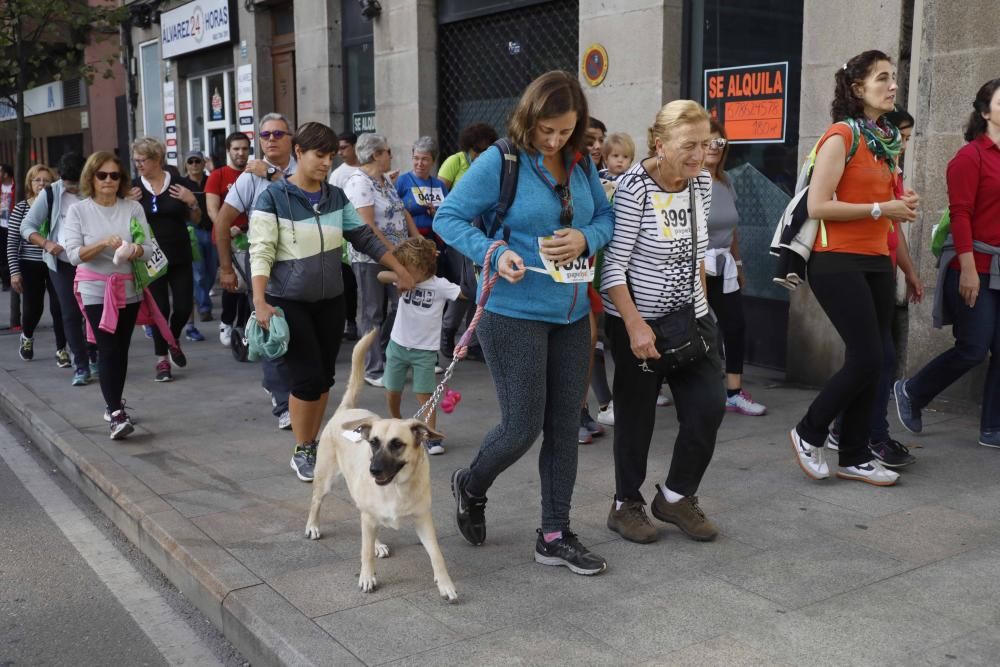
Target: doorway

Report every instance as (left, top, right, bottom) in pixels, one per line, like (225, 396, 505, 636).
(187, 70, 236, 170)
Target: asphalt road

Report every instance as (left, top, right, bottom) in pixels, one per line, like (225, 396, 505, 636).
(0, 417, 246, 667)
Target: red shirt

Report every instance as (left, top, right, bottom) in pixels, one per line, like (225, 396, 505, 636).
(947, 134, 1000, 273)
(205, 165, 248, 243)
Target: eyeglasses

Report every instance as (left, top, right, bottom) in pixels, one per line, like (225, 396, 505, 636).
(554, 184, 574, 226)
(95, 171, 121, 181)
(187, 158, 203, 164)
(708, 138, 728, 150)
(260, 130, 289, 141)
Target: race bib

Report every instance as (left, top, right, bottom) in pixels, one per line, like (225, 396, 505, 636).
(535, 237, 595, 283)
(651, 191, 692, 241)
(412, 186, 444, 208)
(145, 238, 168, 275)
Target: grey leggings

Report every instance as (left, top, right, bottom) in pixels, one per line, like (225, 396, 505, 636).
(466, 311, 590, 532)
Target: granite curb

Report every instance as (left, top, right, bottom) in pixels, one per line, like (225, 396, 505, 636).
(0, 366, 361, 667)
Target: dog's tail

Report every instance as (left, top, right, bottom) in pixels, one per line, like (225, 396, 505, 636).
(335, 328, 379, 415)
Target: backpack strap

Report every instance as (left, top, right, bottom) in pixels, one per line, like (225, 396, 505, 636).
(489, 138, 519, 242)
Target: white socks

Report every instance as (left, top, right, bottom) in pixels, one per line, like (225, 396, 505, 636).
(662, 485, 684, 504)
(616, 485, 684, 509)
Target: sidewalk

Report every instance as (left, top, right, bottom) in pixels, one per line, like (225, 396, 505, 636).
(1, 317, 999, 666)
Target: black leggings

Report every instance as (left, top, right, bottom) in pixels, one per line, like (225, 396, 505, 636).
(83, 302, 140, 411)
(19, 260, 66, 348)
(706, 276, 746, 376)
(266, 294, 345, 401)
(148, 264, 194, 356)
(796, 268, 894, 467)
(341, 261, 357, 323)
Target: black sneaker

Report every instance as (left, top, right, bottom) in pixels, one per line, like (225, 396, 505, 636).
(168, 345, 187, 368)
(451, 468, 487, 545)
(533, 529, 607, 576)
(870, 438, 916, 468)
(290, 442, 317, 482)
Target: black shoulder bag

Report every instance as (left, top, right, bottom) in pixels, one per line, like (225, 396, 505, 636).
(630, 179, 710, 373)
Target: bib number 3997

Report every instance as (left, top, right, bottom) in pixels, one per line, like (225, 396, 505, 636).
(537, 236, 595, 284)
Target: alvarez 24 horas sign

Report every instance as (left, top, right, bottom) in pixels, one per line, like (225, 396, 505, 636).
(704, 62, 788, 144)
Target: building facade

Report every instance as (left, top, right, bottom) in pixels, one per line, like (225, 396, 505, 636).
(4, 0, 983, 406)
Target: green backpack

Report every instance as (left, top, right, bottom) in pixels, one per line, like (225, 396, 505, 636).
(930, 210, 950, 258)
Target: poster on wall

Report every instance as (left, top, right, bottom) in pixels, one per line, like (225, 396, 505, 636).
(163, 81, 178, 166)
(703, 62, 788, 144)
(237, 64, 255, 157)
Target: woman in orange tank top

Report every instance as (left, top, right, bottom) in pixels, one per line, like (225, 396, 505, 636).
(789, 50, 920, 487)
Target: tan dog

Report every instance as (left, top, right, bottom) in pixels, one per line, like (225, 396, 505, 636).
(304, 330, 458, 602)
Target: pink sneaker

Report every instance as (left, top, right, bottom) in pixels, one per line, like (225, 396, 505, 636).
(726, 390, 766, 416)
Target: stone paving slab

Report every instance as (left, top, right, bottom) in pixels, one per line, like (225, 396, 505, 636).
(2, 318, 1000, 665)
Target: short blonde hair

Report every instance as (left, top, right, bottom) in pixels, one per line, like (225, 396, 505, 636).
(80, 152, 129, 200)
(602, 132, 635, 161)
(24, 164, 55, 198)
(131, 136, 165, 163)
(507, 70, 589, 155)
(646, 100, 711, 157)
(392, 236, 437, 277)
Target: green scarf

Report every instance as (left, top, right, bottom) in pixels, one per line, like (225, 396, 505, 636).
(848, 117, 902, 173)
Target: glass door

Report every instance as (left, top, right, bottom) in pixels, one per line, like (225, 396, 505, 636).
(187, 70, 235, 170)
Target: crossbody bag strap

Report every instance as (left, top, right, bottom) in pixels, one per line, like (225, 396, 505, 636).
(688, 178, 699, 302)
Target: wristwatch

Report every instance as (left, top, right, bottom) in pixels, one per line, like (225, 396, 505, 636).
(265, 166, 279, 180)
(871, 202, 882, 220)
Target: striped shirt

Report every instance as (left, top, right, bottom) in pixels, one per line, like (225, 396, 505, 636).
(601, 163, 712, 319)
(6, 200, 44, 275)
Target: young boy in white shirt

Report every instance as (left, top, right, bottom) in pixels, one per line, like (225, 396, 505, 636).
(378, 237, 462, 454)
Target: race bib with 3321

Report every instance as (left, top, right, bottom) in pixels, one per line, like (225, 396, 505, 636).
(651, 191, 692, 241)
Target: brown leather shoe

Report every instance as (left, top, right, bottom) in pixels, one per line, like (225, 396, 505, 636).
(650, 484, 718, 541)
(607, 499, 659, 543)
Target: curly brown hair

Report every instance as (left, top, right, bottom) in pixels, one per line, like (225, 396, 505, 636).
(831, 50, 892, 122)
(392, 236, 437, 278)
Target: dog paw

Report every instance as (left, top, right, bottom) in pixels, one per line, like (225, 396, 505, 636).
(437, 580, 458, 603)
(304, 525, 321, 540)
(358, 573, 378, 593)
(375, 541, 391, 559)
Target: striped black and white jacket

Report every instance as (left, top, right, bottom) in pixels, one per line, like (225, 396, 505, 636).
(601, 162, 712, 320)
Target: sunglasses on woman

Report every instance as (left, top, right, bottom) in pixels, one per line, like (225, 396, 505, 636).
(259, 130, 289, 140)
(187, 158, 203, 165)
(95, 171, 121, 181)
(708, 138, 727, 150)
(554, 184, 574, 226)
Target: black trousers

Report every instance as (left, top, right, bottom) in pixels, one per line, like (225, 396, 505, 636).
(796, 268, 894, 467)
(50, 261, 97, 372)
(606, 314, 725, 500)
(221, 290, 250, 328)
(148, 263, 194, 356)
(19, 260, 66, 348)
(341, 261, 357, 324)
(706, 276, 746, 376)
(266, 294, 345, 402)
(83, 302, 140, 411)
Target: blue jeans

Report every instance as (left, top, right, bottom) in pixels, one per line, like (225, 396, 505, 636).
(191, 228, 218, 316)
(907, 269, 1000, 433)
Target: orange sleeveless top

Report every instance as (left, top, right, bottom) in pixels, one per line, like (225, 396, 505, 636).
(812, 123, 894, 256)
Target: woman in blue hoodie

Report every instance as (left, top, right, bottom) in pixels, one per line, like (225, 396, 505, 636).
(249, 123, 416, 483)
(434, 71, 614, 576)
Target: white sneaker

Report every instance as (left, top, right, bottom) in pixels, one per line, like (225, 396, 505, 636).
(656, 391, 673, 407)
(837, 460, 899, 486)
(364, 375, 385, 388)
(789, 428, 829, 480)
(725, 390, 767, 416)
(596, 402, 614, 427)
(435, 365, 445, 375)
(278, 410, 292, 430)
(825, 430, 840, 451)
(219, 323, 233, 347)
